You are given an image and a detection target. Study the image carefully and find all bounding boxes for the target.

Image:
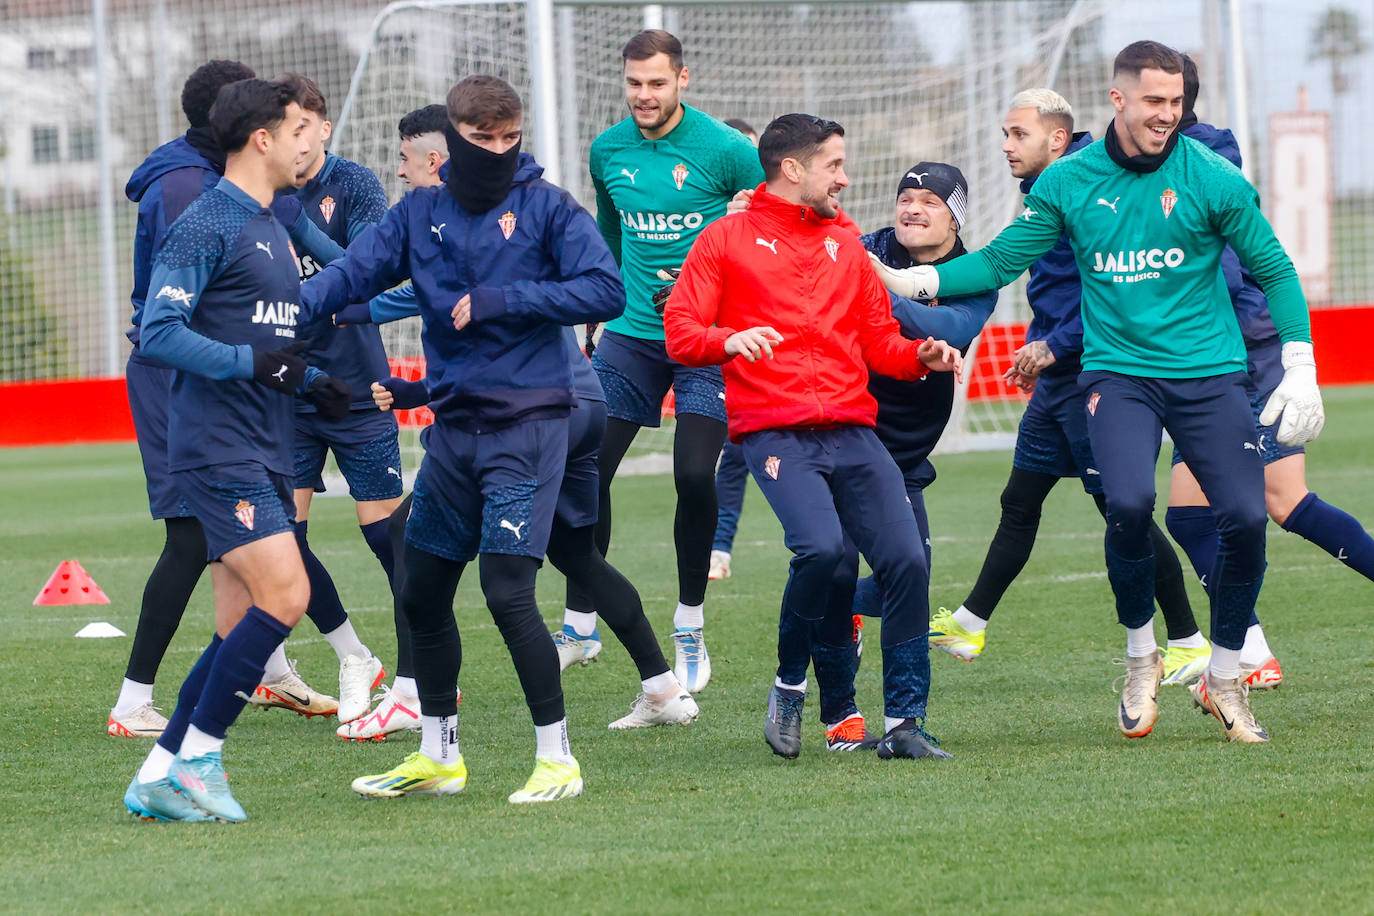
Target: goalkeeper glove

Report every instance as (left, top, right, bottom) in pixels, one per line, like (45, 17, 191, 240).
(867, 253, 939, 300)
(1258, 340, 1324, 445)
(304, 375, 352, 420)
(252, 344, 307, 393)
(377, 376, 431, 411)
(650, 267, 681, 317)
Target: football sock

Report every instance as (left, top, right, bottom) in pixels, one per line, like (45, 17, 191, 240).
(963, 469, 1058, 621)
(113, 678, 154, 717)
(262, 643, 291, 682)
(1281, 491, 1374, 581)
(884, 716, 905, 734)
(420, 714, 460, 765)
(1210, 646, 1241, 681)
(137, 744, 176, 784)
(774, 676, 806, 692)
(952, 606, 988, 632)
(321, 618, 369, 663)
(563, 609, 598, 638)
(1125, 623, 1157, 658)
(189, 607, 290, 740)
(642, 671, 676, 695)
(1164, 505, 1219, 588)
(534, 718, 574, 766)
(179, 724, 223, 759)
(360, 518, 397, 588)
(1240, 624, 1273, 666)
(295, 521, 349, 634)
(673, 413, 728, 606)
(392, 676, 418, 698)
(156, 635, 222, 757)
(674, 602, 704, 630)
(1167, 631, 1208, 650)
(125, 516, 208, 684)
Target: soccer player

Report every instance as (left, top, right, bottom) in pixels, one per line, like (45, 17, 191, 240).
(249, 73, 395, 725)
(874, 42, 1324, 744)
(917, 88, 1208, 686)
(299, 75, 624, 802)
(1165, 56, 1374, 695)
(571, 30, 765, 691)
(110, 59, 255, 739)
(124, 78, 347, 821)
(665, 113, 962, 760)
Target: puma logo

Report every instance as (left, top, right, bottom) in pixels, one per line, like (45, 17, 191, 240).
(430, 223, 446, 242)
(755, 237, 779, 254)
(1338, 548, 1349, 560)
(386, 467, 402, 479)
(256, 241, 273, 259)
(500, 519, 526, 539)
(620, 168, 639, 184)
(271, 364, 288, 382)
(905, 171, 929, 185)
(1096, 197, 1120, 213)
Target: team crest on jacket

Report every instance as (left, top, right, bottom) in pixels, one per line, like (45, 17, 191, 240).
(1087, 392, 1101, 416)
(672, 162, 689, 190)
(764, 456, 781, 480)
(499, 210, 517, 239)
(823, 236, 839, 262)
(1160, 188, 1178, 219)
(319, 196, 336, 224)
(234, 499, 255, 530)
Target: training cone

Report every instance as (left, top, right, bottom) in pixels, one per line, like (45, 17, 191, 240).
(33, 560, 110, 606)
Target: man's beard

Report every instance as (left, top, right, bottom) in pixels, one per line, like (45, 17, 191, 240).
(633, 96, 679, 131)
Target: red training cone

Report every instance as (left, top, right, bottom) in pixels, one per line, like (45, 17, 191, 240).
(33, 560, 111, 606)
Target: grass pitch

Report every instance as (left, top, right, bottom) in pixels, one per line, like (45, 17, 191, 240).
(2, 389, 1373, 913)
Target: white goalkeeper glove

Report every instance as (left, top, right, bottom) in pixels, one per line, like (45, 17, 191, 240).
(867, 253, 940, 300)
(1258, 340, 1324, 445)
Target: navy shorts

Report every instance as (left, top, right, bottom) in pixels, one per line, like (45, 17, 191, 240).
(292, 408, 403, 500)
(591, 329, 727, 427)
(558, 398, 606, 529)
(1169, 338, 1304, 468)
(1012, 371, 1101, 494)
(405, 416, 568, 564)
(174, 461, 296, 561)
(127, 351, 192, 519)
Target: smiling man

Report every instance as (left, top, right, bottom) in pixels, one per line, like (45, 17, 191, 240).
(871, 40, 1323, 745)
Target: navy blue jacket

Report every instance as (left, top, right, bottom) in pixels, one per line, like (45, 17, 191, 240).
(1181, 120, 1278, 349)
(861, 228, 998, 473)
(1019, 131, 1093, 376)
(139, 178, 306, 475)
(276, 152, 393, 412)
(125, 134, 221, 347)
(299, 153, 623, 430)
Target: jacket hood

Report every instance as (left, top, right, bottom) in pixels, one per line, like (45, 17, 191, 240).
(1020, 130, 1094, 195)
(125, 134, 216, 203)
(1181, 121, 1241, 169)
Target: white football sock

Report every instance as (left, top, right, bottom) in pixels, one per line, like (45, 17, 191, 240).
(1166, 631, 1208, 650)
(563, 609, 598, 637)
(137, 744, 176, 784)
(420, 714, 460, 765)
(113, 678, 154, 716)
(262, 643, 292, 682)
(1125, 623, 1158, 658)
(391, 676, 418, 698)
(1239, 624, 1272, 666)
(774, 676, 806, 692)
(1210, 646, 1241, 681)
(884, 716, 909, 734)
(321, 619, 369, 662)
(179, 725, 224, 759)
(674, 602, 704, 630)
(534, 718, 574, 765)
(641, 671, 677, 696)
(952, 606, 989, 632)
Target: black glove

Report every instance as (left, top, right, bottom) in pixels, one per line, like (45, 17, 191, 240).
(270, 193, 302, 228)
(304, 375, 352, 420)
(650, 267, 681, 317)
(252, 344, 307, 393)
(378, 376, 431, 411)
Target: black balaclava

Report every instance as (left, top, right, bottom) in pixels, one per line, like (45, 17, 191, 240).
(444, 122, 521, 213)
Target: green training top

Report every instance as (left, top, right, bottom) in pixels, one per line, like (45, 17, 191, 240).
(590, 104, 764, 341)
(936, 134, 1310, 377)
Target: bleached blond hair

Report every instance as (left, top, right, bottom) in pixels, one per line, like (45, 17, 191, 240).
(1009, 88, 1074, 135)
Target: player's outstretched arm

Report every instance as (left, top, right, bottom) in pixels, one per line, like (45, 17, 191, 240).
(298, 203, 413, 326)
(371, 377, 430, 412)
(917, 338, 964, 383)
(663, 228, 735, 367)
(886, 287, 997, 351)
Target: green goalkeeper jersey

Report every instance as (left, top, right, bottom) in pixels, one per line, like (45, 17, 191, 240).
(936, 134, 1311, 377)
(590, 104, 764, 341)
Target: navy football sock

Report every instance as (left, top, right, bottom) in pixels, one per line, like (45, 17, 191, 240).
(295, 521, 348, 634)
(189, 607, 291, 740)
(360, 518, 397, 590)
(1282, 491, 1374, 582)
(1164, 506, 1219, 590)
(155, 634, 222, 756)
(1104, 542, 1155, 630)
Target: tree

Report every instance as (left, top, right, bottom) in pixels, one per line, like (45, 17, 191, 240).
(1310, 6, 1368, 95)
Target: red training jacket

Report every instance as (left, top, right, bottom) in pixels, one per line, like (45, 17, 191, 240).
(664, 184, 928, 442)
